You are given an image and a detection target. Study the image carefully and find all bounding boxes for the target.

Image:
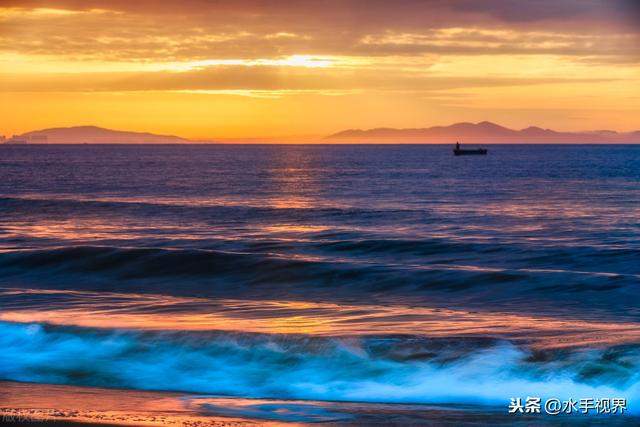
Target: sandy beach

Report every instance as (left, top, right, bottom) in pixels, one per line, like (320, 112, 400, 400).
(2, 381, 639, 426)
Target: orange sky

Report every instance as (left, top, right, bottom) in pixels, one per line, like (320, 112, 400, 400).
(1, 0, 639, 140)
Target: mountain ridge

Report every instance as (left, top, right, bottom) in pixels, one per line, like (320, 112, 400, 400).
(327, 122, 639, 143)
(5, 125, 192, 144)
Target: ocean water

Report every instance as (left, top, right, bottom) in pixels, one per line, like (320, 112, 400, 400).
(1, 144, 640, 418)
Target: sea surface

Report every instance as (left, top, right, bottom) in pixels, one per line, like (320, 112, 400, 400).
(1, 144, 639, 423)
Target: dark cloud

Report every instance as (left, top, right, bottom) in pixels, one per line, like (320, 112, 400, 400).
(2, 0, 639, 29)
(0, 1, 637, 66)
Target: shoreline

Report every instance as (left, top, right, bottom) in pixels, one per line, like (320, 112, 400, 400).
(2, 381, 638, 426)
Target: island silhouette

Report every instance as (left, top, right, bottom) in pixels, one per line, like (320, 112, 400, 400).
(3, 122, 639, 144)
(327, 121, 640, 143)
(3, 125, 190, 144)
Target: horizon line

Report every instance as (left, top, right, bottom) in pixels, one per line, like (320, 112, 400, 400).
(5, 120, 640, 143)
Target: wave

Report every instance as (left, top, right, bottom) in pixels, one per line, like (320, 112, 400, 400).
(0, 195, 407, 219)
(0, 245, 637, 312)
(1, 244, 635, 278)
(1, 321, 638, 409)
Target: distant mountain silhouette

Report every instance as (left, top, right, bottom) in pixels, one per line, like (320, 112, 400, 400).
(327, 122, 640, 143)
(5, 126, 190, 144)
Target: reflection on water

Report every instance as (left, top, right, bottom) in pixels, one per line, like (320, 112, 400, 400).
(1, 145, 640, 412)
(3, 288, 640, 349)
(4, 381, 571, 425)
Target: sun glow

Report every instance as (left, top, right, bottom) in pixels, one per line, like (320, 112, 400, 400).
(160, 55, 335, 72)
(1, 1, 638, 139)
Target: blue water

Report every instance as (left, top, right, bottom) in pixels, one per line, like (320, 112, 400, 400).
(1, 144, 639, 411)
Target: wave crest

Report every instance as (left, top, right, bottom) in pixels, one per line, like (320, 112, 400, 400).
(1, 321, 638, 408)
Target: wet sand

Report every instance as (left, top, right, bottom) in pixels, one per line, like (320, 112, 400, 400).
(0, 381, 276, 426)
(1, 381, 638, 426)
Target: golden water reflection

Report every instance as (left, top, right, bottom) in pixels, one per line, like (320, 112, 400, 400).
(0, 381, 294, 426)
(2, 288, 640, 349)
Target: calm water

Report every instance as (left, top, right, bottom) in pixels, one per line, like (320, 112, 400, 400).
(1, 144, 639, 417)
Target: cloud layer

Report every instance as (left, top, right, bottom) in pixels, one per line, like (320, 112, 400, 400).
(1, 0, 639, 138)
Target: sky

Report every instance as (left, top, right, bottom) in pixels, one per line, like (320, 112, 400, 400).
(1, 0, 639, 140)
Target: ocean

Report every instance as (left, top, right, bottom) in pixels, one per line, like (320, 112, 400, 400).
(1, 144, 639, 423)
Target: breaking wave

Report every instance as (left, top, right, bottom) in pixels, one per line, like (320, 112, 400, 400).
(1, 321, 639, 410)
